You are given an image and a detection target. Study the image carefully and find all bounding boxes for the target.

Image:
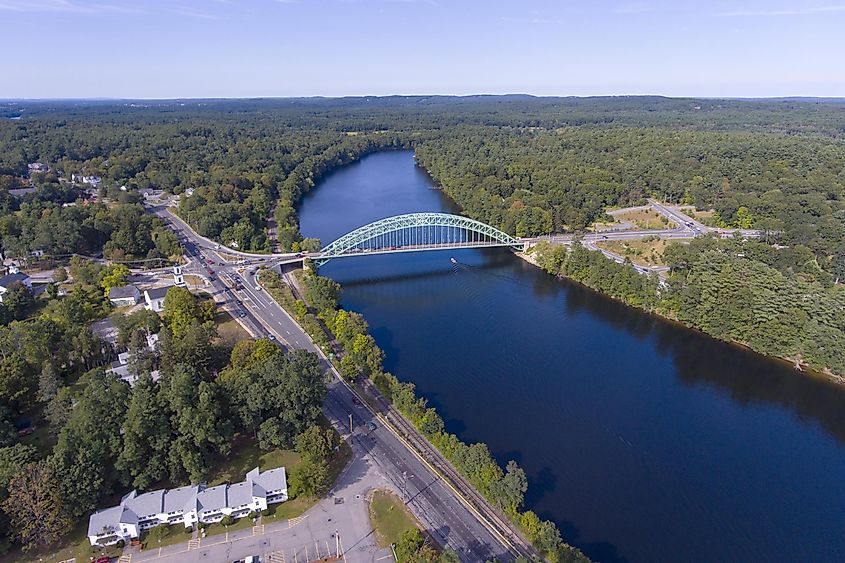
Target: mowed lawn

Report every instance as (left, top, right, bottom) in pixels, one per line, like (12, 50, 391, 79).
(214, 309, 251, 345)
(368, 490, 419, 548)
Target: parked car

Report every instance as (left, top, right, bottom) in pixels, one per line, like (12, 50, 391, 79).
(367, 421, 377, 431)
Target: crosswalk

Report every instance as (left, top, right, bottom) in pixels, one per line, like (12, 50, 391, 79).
(117, 555, 132, 563)
(265, 551, 285, 563)
(287, 515, 306, 528)
(187, 538, 201, 550)
(252, 524, 265, 536)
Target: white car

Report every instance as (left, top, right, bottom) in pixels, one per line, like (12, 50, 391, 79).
(255, 285, 261, 291)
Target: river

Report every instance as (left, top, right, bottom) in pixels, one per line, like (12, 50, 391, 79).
(297, 150, 845, 563)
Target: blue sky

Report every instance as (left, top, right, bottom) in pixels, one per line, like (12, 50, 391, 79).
(1, 0, 843, 98)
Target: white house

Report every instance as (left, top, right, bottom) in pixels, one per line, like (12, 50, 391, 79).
(144, 286, 171, 312)
(107, 333, 160, 387)
(72, 174, 102, 187)
(0, 272, 32, 303)
(108, 285, 141, 307)
(87, 467, 288, 546)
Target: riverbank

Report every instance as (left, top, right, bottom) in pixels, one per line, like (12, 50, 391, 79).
(517, 244, 844, 386)
(298, 149, 845, 563)
(259, 268, 588, 562)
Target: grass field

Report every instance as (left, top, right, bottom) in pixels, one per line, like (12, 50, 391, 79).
(208, 424, 353, 526)
(207, 436, 302, 487)
(140, 524, 193, 549)
(203, 515, 256, 537)
(368, 490, 419, 548)
(609, 208, 674, 230)
(597, 237, 691, 267)
(214, 309, 251, 344)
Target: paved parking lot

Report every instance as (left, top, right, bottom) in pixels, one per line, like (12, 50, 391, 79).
(124, 434, 395, 563)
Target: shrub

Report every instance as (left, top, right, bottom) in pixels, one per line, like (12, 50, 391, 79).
(220, 515, 235, 527)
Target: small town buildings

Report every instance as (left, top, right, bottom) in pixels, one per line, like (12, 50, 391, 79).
(143, 286, 170, 312)
(27, 162, 49, 174)
(108, 285, 141, 307)
(87, 467, 288, 546)
(71, 174, 102, 187)
(0, 272, 32, 303)
(2, 259, 21, 275)
(107, 333, 160, 386)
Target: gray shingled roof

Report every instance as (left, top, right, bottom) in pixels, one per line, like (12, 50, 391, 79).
(108, 285, 138, 300)
(145, 286, 171, 300)
(163, 485, 199, 514)
(253, 467, 287, 494)
(226, 481, 253, 508)
(0, 272, 28, 288)
(197, 484, 227, 513)
(88, 505, 136, 537)
(89, 466, 289, 540)
(125, 489, 164, 518)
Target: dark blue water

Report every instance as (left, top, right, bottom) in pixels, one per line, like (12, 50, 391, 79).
(298, 151, 845, 563)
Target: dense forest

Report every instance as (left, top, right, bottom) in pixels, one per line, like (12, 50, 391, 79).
(415, 127, 845, 278)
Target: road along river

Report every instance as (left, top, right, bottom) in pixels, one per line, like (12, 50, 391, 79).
(298, 150, 845, 563)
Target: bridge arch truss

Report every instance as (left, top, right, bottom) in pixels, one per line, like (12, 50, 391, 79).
(315, 212, 522, 265)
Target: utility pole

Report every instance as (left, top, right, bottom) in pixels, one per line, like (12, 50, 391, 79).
(336, 530, 340, 558)
(348, 413, 353, 434)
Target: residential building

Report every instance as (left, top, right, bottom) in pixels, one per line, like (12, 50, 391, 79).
(27, 162, 49, 174)
(72, 174, 102, 187)
(0, 272, 32, 303)
(107, 333, 160, 386)
(87, 467, 287, 546)
(144, 286, 171, 312)
(108, 285, 141, 307)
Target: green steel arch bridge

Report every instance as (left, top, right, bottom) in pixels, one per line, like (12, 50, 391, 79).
(278, 213, 527, 266)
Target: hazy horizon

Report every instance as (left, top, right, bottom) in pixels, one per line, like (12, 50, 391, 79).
(1, 0, 844, 99)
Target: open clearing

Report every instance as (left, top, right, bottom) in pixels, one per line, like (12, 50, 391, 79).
(595, 207, 675, 231)
(368, 489, 419, 548)
(597, 237, 692, 268)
